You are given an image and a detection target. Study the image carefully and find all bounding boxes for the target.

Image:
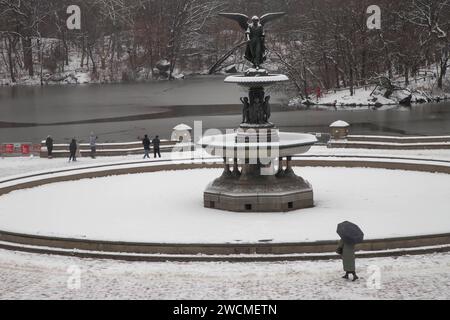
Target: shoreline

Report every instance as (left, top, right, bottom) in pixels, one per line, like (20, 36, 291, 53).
(289, 91, 450, 109)
(313, 96, 449, 108)
(0, 72, 215, 88)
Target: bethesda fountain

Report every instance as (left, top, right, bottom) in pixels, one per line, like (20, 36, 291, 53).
(198, 12, 318, 212)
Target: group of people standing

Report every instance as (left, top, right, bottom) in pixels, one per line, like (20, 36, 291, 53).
(45, 133, 161, 161)
(45, 132, 98, 162)
(142, 135, 161, 159)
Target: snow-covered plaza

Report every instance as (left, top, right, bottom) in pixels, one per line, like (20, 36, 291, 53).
(0, 248, 449, 300)
(0, 167, 449, 243)
(0, 147, 449, 299)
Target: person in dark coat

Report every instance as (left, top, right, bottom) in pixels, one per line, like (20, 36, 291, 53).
(45, 135, 54, 159)
(337, 239, 359, 281)
(69, 138, 77, 162)
(142, 134, 151, 159)
(152, 135, 161, 158)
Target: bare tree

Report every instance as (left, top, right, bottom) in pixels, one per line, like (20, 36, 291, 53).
(165, 0, 224, 79)
(399, 0, 450, 88)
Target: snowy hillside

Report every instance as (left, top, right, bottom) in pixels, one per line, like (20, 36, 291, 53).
(289, 68, 450, 108)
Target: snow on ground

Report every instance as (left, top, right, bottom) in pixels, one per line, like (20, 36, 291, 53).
(0, 150, 201, 179)
(0, 167, 449, 243)
(0, 38, 190, 86)
(318, 87, 397, 106)
(2, 146, 450, 180)
(0, 39, 92, 86)
(0, 147, 449, 299)
(289, 69, 450, 108)
(0, 248, 449, 299)
(290, 85, 449, 108)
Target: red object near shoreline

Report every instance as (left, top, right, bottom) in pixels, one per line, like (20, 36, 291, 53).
(0, 143, 35, 157)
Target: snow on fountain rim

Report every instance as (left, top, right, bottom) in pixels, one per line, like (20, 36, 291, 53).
(198, 132, 318, 149)
(0, 167, 449, 244)
(224, 74, 289, 84)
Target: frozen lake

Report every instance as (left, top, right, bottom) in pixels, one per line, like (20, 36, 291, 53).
(0, 75, 449, 143)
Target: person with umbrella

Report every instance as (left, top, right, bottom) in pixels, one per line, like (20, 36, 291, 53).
(336, 221, 364, 281)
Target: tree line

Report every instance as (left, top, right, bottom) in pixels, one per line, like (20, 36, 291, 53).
(0, 0, 449, 96)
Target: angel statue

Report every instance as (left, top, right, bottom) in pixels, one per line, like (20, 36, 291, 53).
(219, 12, 286, 69)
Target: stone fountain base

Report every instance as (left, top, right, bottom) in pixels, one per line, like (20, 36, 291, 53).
(203, 156, 314, 212)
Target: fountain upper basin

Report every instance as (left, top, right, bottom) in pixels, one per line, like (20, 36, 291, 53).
(224, 74, 289, 87)
(198, 132, 318, 158)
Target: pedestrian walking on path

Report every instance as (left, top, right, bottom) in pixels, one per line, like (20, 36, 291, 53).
(152, 135, 161, 158)
(142, 135, 151, 159)
(336, 221, 364, 282)
(336, 240, 358, 281)
(45, 135, 53, 159)
(69, 138, 77, 162)
(89, 132, 98, 159)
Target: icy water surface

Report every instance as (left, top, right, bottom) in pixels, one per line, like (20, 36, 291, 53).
(0, 75, 449, 142)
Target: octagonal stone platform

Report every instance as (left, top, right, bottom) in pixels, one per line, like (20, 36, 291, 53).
(203, 160, 314, 212)
(204, 184, 313, 212)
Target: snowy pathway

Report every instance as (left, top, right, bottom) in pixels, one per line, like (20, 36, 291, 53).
(0, 249, 449, 299)
(2, 146, 450, 179)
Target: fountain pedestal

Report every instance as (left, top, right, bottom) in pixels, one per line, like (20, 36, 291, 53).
(199, 71, 317, 212)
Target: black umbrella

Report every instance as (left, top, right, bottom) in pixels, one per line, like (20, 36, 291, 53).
(337, 221, 364, 244)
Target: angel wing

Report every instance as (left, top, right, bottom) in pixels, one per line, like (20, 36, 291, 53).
(260, 12, 286, 26)
(218, 13, 249, 31)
